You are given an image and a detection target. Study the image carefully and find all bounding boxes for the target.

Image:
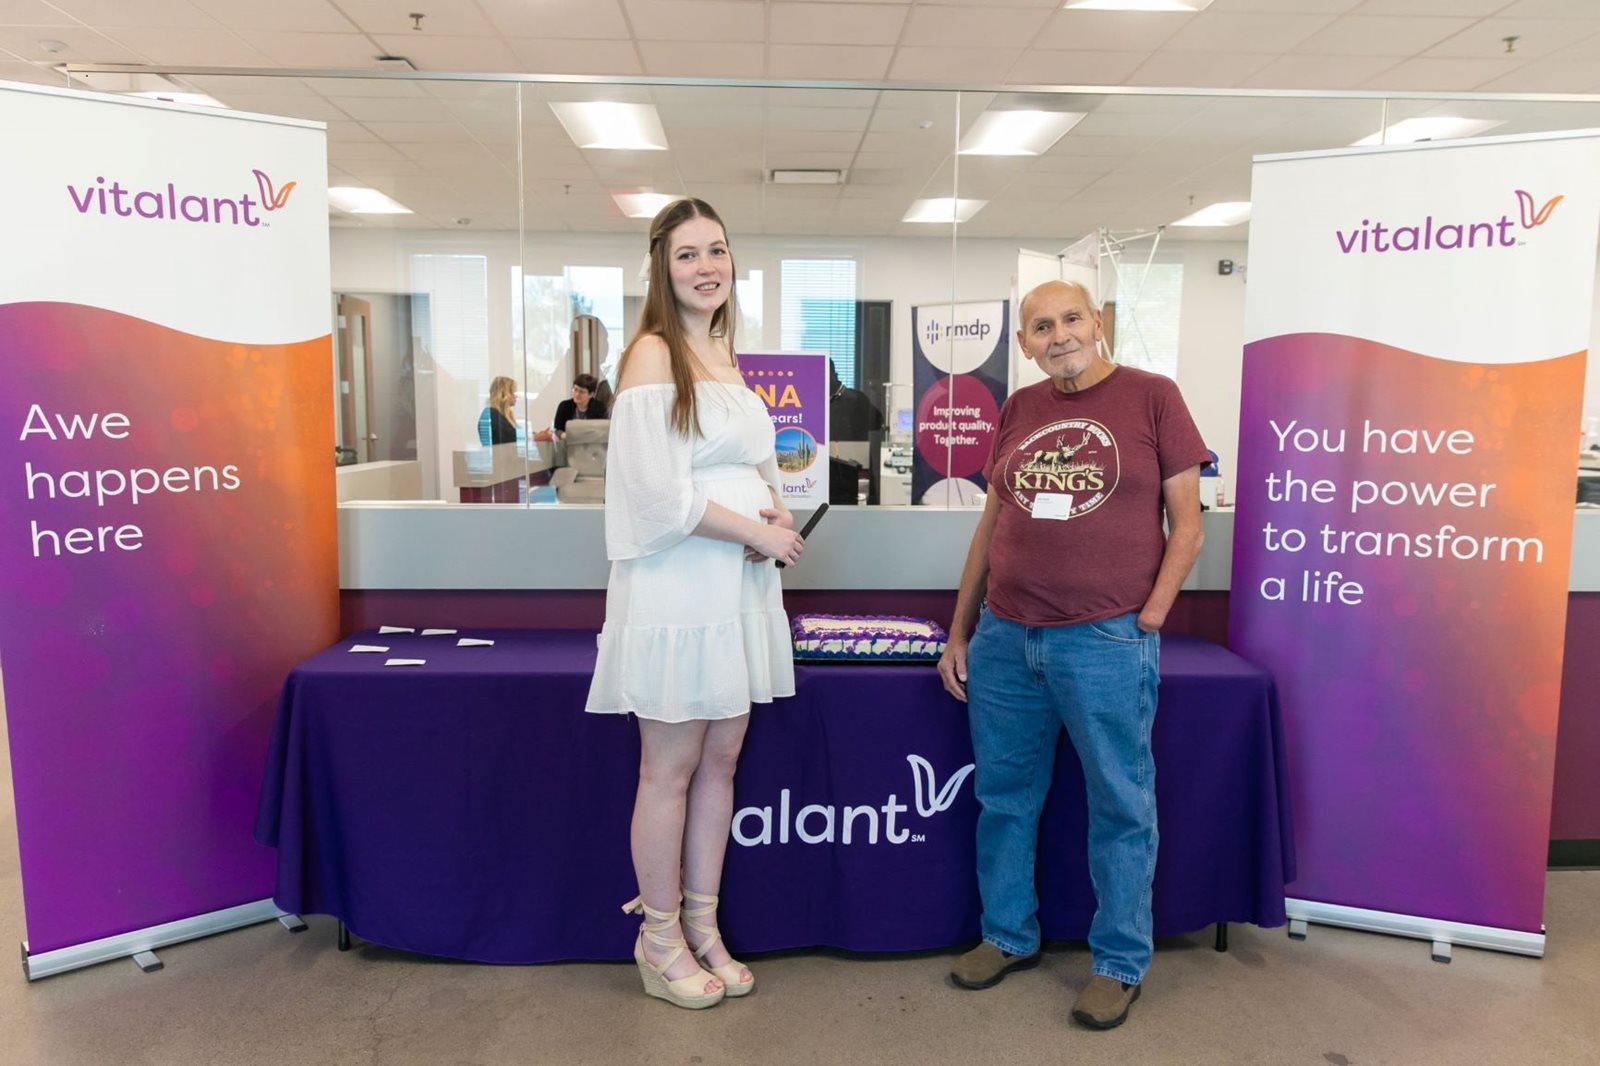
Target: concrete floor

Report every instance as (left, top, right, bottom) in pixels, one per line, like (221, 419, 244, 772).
(0, 717, 1596, 1064)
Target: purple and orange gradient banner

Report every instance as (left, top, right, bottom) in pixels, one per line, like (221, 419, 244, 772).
(1233, 334, 1582, 930)
(1231, 131, 1600, 939)
(0, 303, 337, 952)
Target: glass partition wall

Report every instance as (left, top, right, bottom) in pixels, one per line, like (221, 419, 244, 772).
(172, 71, 1600, 508)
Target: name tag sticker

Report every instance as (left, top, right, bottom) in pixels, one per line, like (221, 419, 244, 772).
(1032, 493, 1074, 521)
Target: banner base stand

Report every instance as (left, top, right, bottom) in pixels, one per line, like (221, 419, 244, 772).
(1285, 898, 1545, 959)
(20, 899, 285, 981)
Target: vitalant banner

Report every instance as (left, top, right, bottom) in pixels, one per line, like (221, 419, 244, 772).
(912, 300, 1009, 505)
(1230, 130, 1600, 950)
(0, 82, 336, 974)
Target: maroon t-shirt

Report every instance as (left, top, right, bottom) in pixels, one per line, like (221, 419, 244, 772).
(981, 366, 1208, 627)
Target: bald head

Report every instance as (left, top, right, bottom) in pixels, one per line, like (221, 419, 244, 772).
(1019, 280, 1096, 330)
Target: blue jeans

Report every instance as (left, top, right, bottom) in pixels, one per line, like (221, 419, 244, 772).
(966, 606, 1160, 986)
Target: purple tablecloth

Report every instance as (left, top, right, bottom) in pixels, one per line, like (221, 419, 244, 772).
(256, 629, 1294, 964)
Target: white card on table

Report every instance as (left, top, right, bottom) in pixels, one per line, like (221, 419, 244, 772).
(457, 638, 495, 647)
(1032, 493, 1074, 521)
(383, 658, 426, 667)
(378, 626, 415, 634)
(349, 644, 389, 653)
(421, 628, 458, 636)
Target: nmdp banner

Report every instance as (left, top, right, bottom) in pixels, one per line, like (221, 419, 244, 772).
(1230, 130, 1600, 943)
(912, 300, 1009, 506)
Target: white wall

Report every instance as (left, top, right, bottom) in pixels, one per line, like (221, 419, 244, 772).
(331, 227, 1600, 500)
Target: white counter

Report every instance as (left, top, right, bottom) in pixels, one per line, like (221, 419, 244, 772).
(338, 505, 1600, 593)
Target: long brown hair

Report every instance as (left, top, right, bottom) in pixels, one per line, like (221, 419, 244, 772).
(488, 376, 517, 422)
(619, 197, 738, 436)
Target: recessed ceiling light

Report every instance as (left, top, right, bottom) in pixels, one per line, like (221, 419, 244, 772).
(1064, 0, 1214, 10)
(903, 198, 988, 224)
(1351, 117, 1503, 147)
(329, 187, 413, 215)
(770, 169, 845, 185)
(611, 192, 682, 219)
(1171, 201, 1250, 227)
(959, 110, 1086, 156)
(549, 101, 669, 151)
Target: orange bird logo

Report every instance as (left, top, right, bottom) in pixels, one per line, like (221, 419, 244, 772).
(1514, 189, 1562, 228)
(253, 169, 297, 211)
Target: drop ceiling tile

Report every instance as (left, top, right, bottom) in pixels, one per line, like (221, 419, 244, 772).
(0, 26, 146, 63)
(1034, 11, 1194, 53)
(360, 121, 477, 142)
(1162, 11, 1335, 53)
(221, 93, 349, 121)
(769, 2, 908, 45)
(1353, 0, 1504, 14)
(1005, 49, 1150, 86)
(623, 0, 766, 43)
(1496, 0, 1600, 15)
(0, 0, 82, 26)
(370, 35, 521, 73)
(1124, 50, 1276, 88)
(888, 46, 1021, 83)
(637, 40, 763, 77)
(93, 25, 268, 64)
(230, 31, 377, 67)
(304, 76, 426, 97)
(1425, 17, 1600, 59)
(48, 0, 217, 29)
(1240, 53, 1401, 89)
(1474, 60, 1600, 93)
(336, 95, 453, 122)
(508, 38, 642, 75)
(903, 5, 1053, 47)
(1290, 15, 1475, 54)
(336, 0, 499, 35)
(768, 44, 893, 80)
(476, 0, 629, 38)
(186, 0, 355, 33)
(1359, 56, 1522, 90)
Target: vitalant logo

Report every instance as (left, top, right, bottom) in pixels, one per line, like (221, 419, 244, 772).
(65, 168, 297, 228)
(1514, 189, 1562, 228)
(731, 754, 975, 847)
(923, 316, 992, 348)
(253, 169, 298, 211)
(1334, 188, 1564, 255)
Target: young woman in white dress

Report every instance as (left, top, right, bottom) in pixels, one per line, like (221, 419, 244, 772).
(585, 198, 803, 1009)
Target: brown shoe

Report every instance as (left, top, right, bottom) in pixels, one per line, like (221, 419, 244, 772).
(1072, 975, 1141, 1029)
(950, 942, 1041, 990)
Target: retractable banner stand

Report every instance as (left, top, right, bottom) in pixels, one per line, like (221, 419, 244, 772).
(911, 300, 1009, 505)
(1231, 130, 1600, 955)
(740, 352, 828, 506)
(0, 83, 336, 977)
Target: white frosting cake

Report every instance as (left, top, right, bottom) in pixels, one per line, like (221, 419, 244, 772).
(791, 614, 947, 661)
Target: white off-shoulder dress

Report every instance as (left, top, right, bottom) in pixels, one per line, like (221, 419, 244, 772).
(584, 381, 795, 721)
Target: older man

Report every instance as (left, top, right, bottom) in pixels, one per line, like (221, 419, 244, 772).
(938, 280, 1207, 1029)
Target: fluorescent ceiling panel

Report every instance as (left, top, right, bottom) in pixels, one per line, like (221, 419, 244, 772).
(903, 198, 988, 223)
(611, 192, 682, 219)
(959, 110, 1087, 157)
(549, 101, 669, 151)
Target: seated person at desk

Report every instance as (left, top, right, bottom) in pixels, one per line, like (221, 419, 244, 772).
(553, 373, 606, 438)
(478, 376, 520, 445)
